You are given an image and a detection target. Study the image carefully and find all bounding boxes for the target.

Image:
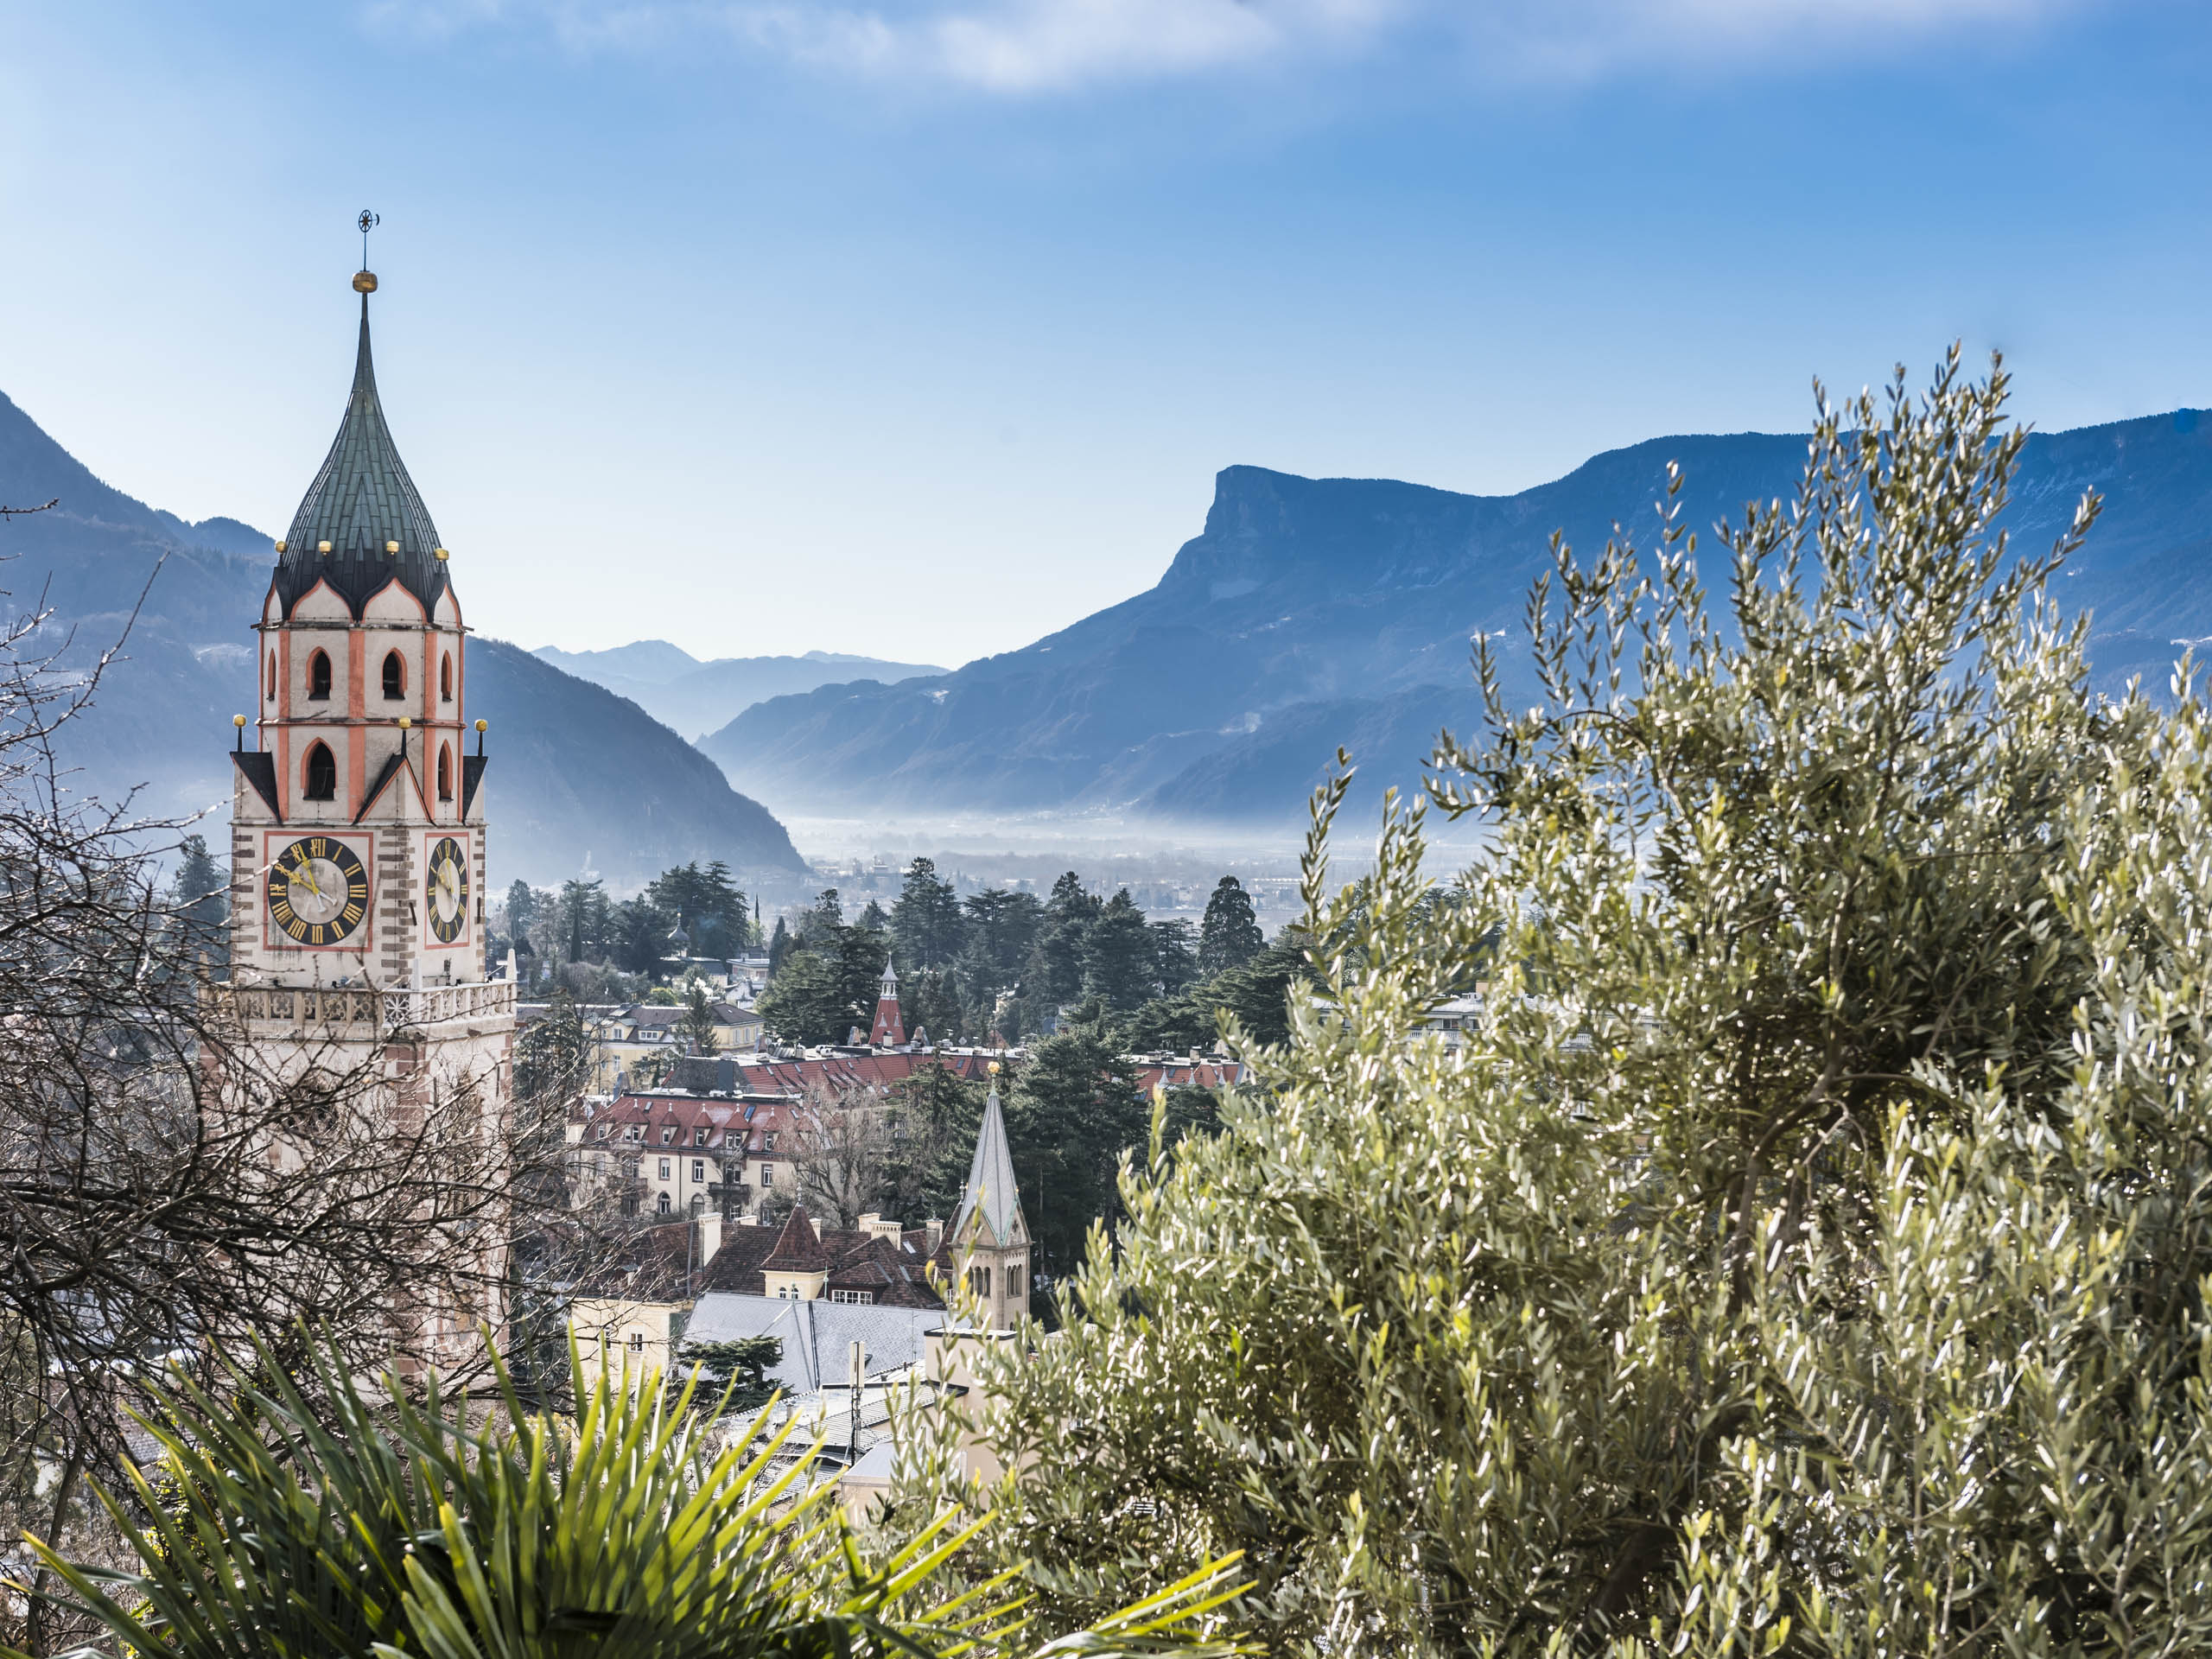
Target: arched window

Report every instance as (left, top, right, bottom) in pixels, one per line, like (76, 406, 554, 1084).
(264, 652, 276, 701)
(308, 650, 332, 701)
(303, 742, 337, 801)
(440, 652, 453, 702)
(381, 651, 404, 700)
(436, 744, 453, 801)
(656, 1192, 671, 1216)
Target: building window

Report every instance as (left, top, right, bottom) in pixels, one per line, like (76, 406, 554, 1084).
(744, 1104, 756, 1121)
(308, 650, 332, 701)
(436, 745, 452, 801)
(440, 652, 453, 702)
(265, 651, 277, 701)
(381, 650, 404, 700)
(658, 1159, 671, 1179)
(302, 741, 337, 801)
(763, 1132, 777, 1151)
(759, 1163, 774, 1187)
(830, 1289, 875, 1306)
(691, 1160, 705, 1182)
(694, 1127, 709, 1146)
(629, 1332, 645, 1352)
(656, 1192, 671, 1215)
(968, 1265, 991, 1300)
(594, 1123, 608, 1139)
(661, 1127, 676, 1144)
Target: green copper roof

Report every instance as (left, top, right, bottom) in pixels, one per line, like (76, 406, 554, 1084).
(276, 293, 448, 620)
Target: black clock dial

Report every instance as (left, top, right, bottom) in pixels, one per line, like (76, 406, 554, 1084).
(425, 836, 470, 944)
(268, 836, 368, 946)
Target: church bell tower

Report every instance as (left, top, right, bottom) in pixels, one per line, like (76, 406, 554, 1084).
(224, 251, 514, 1355)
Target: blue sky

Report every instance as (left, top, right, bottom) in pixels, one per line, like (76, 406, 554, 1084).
(0, 0, 2204, 664)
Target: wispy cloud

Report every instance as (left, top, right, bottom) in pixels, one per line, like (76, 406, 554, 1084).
(364, 0, 2077, 92)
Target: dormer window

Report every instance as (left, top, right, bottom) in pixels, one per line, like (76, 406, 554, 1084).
(381, 651, 404, 700)
(694, 1127, 709, 1146)
(660, 1127, 676, 1144)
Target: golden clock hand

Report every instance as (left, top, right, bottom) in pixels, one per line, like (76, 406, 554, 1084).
(290, 849, 325, 900)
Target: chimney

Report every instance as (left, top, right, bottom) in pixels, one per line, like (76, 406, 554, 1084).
(924, 1217, 944, 1255)
(695, 1211, 723, 1273)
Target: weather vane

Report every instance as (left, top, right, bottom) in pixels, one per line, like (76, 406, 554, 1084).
(358, 209, 379, 266)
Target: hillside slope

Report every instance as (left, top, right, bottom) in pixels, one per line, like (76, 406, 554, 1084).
(0, 389, 805, 887)
(704, 410, 2212, 821)
(536, 642, 946, 741)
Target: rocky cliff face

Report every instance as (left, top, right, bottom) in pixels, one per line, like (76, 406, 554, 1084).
(0, 390, 806, 887)
(705, 411, 2212, 823)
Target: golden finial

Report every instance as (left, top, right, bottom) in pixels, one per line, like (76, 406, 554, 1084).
(434, 548, 450, 562)
(317, 540, 332, 554)
(232, 714, 246, 728)
(353, 211, 379, 293)
(397, 716, 411, 729)
(988, 1059, 1001, 1076)
(385, 540, 399, 554)
(474, 719, 487, 733)
(273, 538, 287, 553)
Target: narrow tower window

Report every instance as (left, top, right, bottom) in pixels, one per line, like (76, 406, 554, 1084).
(436, 744, 453, 801)
(382, 651, 404, 700)
(265, 652, 276, 701)
(440, 652, 453, 702)
(308, 650, 332, 701)
(303, 742, 337, 801)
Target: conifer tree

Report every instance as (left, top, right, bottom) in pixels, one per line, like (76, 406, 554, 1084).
(1195, 876, 1262, 976)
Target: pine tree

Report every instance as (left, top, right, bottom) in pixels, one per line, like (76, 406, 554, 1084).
(1026, 872, 1100, 1017)
(1082, 888, 1157, 1013)
(1196, 875, 1262, 976)
(892, 856, 967, 969)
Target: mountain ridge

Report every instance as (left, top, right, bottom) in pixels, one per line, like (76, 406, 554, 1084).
(702, 409, 2212, 822)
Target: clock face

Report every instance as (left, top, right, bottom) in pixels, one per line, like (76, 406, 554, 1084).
(425, 836, 470, 944)
(268, 836, 369, 946)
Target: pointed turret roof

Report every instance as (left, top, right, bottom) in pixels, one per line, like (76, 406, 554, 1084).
(761, 1203, 830, 1273)
(275, 282, 448, 620)
(953, 1076, 1023, 1248)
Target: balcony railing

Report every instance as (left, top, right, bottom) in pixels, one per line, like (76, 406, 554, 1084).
(212, 978, 518, 1034)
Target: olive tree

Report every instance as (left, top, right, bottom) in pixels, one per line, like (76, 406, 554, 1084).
(888, 351, 2212, 1656)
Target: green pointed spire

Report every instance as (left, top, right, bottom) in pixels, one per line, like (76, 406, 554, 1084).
(276, 285, 448, 620)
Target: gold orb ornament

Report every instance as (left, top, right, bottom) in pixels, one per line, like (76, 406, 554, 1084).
(232, 714, 246, 728)
(434, 548, 450, 562)
(397, 716, 411, 729)
(385, 540, 399, 554)
(353, 270, 378, 294)
(988, 1059, 1002, 1075)
(474, 719, 487, 733)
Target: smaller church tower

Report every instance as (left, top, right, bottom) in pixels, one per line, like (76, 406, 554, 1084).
(869, 963, 906, 1047)
(949, 1063, 1028, 1330)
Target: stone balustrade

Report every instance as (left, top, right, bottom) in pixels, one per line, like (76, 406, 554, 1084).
(213, 978, 518, 1034)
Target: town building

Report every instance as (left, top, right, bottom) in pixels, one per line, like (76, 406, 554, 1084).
(216, 258, 513, 1363)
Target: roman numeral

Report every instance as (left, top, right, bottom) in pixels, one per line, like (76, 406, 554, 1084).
(349, 880, 368, 898)
(343, 901, 363, 924)
(309, 837, 326, 857)
(309, 924, 325, 944)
